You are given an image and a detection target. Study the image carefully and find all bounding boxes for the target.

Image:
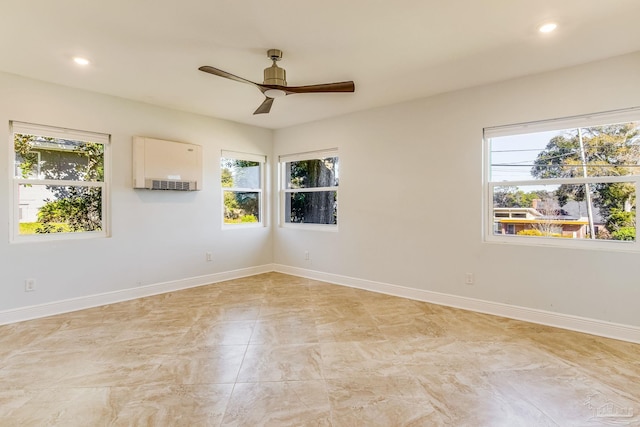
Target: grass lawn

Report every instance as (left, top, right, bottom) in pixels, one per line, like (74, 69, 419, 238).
(19, 222, 71, 234)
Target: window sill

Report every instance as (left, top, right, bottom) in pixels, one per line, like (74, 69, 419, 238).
(11, 230, 109, 244)
(280, 223, 339, 232)
(485, 234, 637, 252)
(222, 223, 266, 231)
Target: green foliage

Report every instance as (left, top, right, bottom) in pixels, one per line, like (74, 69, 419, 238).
(221, 168, 233, 188)
(37, 199, 66, 223)
(240, 214, 258, 223)
(224, 190, 239, 212)
(38, 187, 102, 231)
(80, 142, 104, 181)
(531, 124, 640, 180)
(493, 187, 550, 208)
(223, 191, 259, 223)
(224, 215, 258, 224)
(516, 229, 543, 236)
(19, 222, 69, 234)
(595, 182, 635, 219)
(611, 227, 635, 241)
(605, 208, 635, 229)
(517, 229, 568, 238)
(35, 223, 66, 234)
(14, 134, 40, 178)
(605, 208, 636, 240)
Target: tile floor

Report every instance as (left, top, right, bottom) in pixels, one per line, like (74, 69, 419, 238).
(0, 272, 639, 426)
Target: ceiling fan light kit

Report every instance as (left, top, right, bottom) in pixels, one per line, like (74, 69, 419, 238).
(199, 49, 355, 115)
(263, 88, 287, 98)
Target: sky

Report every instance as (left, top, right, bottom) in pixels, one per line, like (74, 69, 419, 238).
(489, 129, 564, 182)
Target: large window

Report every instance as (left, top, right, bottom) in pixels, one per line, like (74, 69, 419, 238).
(11, 121, 110, 241)
(221, 150, 265, 226)
(485, 108, 640, 248)
(280, 149, 339, 226)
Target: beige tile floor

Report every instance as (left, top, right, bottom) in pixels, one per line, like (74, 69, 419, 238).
(1, 272, 639, 426)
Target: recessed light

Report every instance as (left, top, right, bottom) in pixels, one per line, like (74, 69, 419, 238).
(538, 22, 557, 33)
(73, 57, 90, 66)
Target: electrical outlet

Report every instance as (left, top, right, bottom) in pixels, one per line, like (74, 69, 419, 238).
(465, 273, 474, 285)
(206, 252, 213, 262)
(25, 279, 35, 292)
(304, 251, 310, 261)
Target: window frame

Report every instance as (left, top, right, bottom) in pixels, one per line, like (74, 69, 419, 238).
(483, 107, 640, 250)
(9, 121, 111, 243)
(278, 148, 339, 230)
(220, 150, 266, 229)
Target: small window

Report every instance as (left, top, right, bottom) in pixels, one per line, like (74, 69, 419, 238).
(279, 149, 339, 226)
(485, 108, 639, 248)
(220, 150, 265, 226)
(11, 122, 110, 241)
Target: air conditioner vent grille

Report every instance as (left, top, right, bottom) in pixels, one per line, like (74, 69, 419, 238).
(146, 179, 197, 191)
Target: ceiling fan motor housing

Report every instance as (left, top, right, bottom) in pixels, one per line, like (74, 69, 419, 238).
(264, 49, 286, 86)
(264, 63, 287, 86)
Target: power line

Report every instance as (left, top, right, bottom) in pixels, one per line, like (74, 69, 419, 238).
(491, 142, 640, 154)
(492, 164, 640, 168)
(491, 148, 545, 153)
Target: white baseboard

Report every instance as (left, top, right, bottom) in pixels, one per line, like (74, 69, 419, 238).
(0, 264, 275, 326)
(3, 263, 638, 344)
(274, 264, 640, 344)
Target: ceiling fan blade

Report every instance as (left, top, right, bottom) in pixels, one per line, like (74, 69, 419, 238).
(198, 66, 261, 88)
(253, 97, 274, 115)
(280, 81, 355, 94)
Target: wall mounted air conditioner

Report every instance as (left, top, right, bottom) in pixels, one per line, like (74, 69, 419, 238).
(132, 136, 202, 191)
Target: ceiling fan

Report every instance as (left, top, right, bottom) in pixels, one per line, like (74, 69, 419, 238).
(199, 49, 355, 115)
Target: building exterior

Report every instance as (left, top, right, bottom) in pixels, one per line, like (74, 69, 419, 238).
(493, 200, 604, 239)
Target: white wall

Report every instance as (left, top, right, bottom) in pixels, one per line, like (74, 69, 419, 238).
(3, 52, 639, 332)
(0, 72, 273, 313)
(273, 52, 640, 328)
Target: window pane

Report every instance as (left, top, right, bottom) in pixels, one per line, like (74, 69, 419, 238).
(18, 184, 103, 234)
(14, 134, 104, 182)
(221, 158, 260, 189)
(492, 183, 635, 241)
(285, 191, 337, 224)
(490, 122, 640, 182)
(286, 157, 339, 189)
(223, 191, 260, 224)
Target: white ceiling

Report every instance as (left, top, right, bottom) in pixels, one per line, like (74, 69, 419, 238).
(1, 1, 639, 129)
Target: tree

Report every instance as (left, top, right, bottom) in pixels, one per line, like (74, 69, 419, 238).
(288, 158, 337, 224)
(493, 186, 550, 208)
(37, 186, 102, 231)
(605, 208, 636, 241)
(14, 134, 42, 178)
(531, 124, 639, 239)
(532, 125, 640, 181)
(532, 197, 562, 237)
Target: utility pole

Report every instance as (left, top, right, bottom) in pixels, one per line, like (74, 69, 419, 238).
(578, 128, 596, 239)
